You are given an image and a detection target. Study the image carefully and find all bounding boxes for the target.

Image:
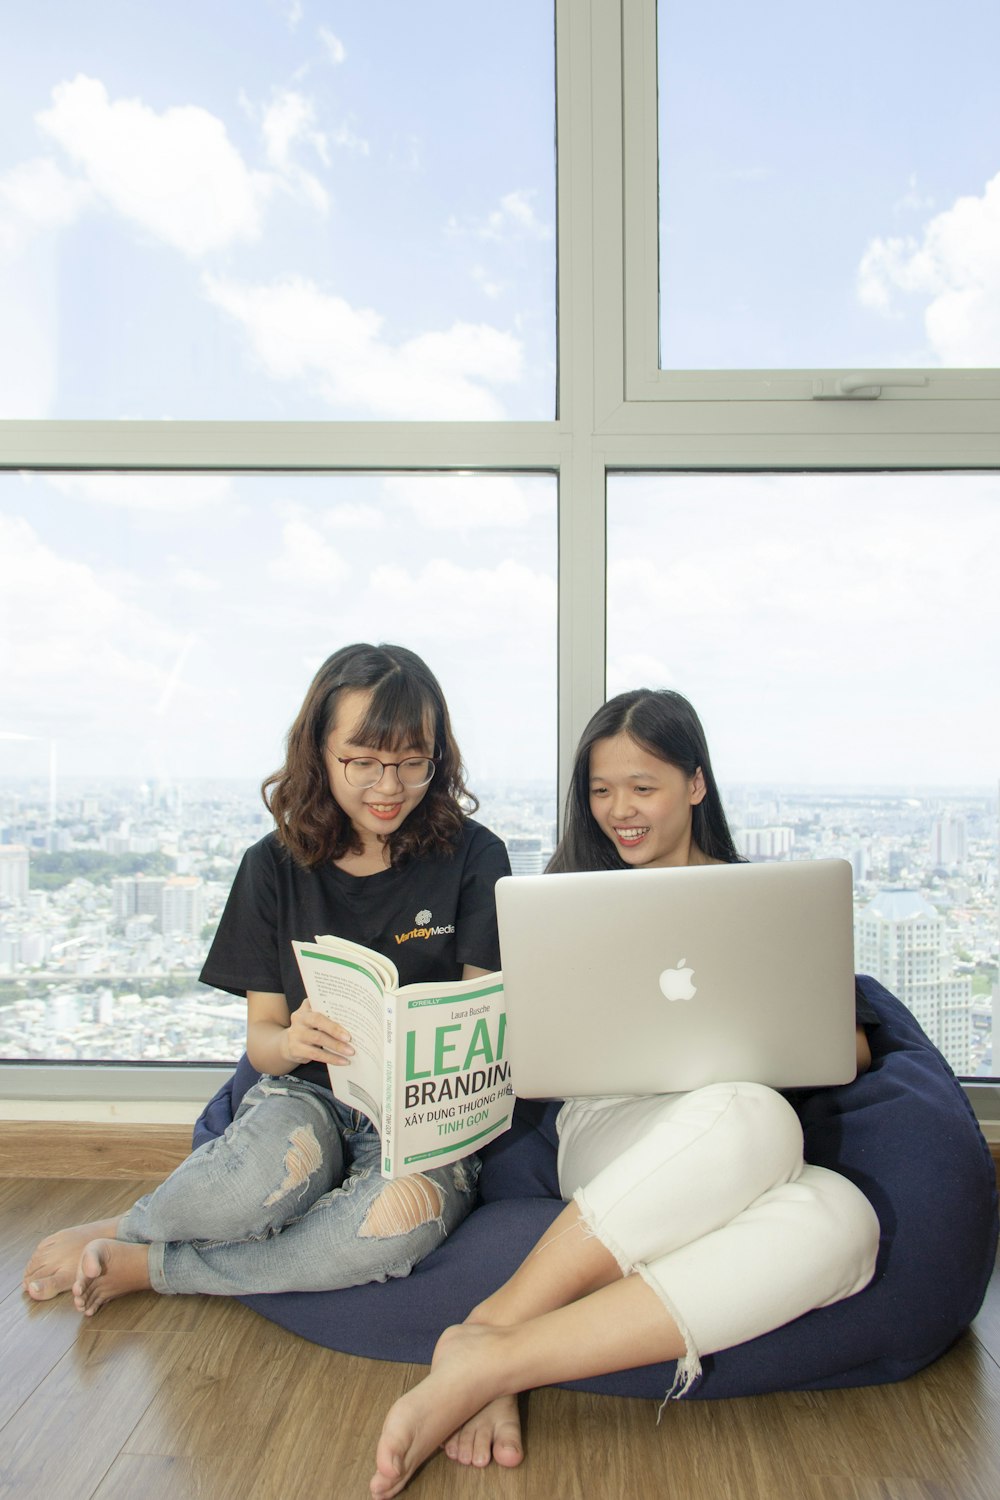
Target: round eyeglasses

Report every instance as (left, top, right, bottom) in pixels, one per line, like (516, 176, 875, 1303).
(336, 756, 437, 790)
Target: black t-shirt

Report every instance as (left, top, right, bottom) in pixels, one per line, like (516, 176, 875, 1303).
(200, 819, 511, 1088)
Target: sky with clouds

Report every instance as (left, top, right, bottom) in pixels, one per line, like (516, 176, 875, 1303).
(608, 472, 1000, 790)
(0, 1, 555, 419)
(659, 0, 1000, 367)
(0, 471, 557, 786)
(1, 4, 997, 797)
(0, 3, 557, 791)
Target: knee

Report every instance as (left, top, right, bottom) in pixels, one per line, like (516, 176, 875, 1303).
(359, 1174, 445, 1239)
(695, 1081, 804, 1174)
(261, 1122, 326, 1209)
(797, 1166, 881, 1294)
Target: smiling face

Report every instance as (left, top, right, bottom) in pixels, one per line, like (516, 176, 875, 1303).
(323, 688, 434, 849)
(588, 732, 708, 868)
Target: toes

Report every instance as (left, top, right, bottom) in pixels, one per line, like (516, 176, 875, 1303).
(72, 1246, 102, 1313)
(494, 1433, 524, 1468)
(454, 1429, 477, 1467)
(25, 1275, 64, 1301)
(493, 1413, 524, 1468)
(75, 1283, 102, 1317)
(471, 1425, 494, 1468)
(369, 1443, 405, 1500)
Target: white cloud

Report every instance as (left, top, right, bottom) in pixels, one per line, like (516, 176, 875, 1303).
(0, 157, 93, 254)
(45, 473, 235, 513)
(367, 557, 556, 645)
(324, 501, 383, 530)
(448, 189, 552, 243)
(857, 170, 1000, 362)
(0, 514, 186, 739)
(261, 90, 330, 213)
(319, 27, 346, 63)
(329, 121, 370, 156)
(269, 519, 350, 587)
(202, 272, 522, 418)
(0, 280, 55, 417)
(858, 236, 933, 315)
(0, 79, 335, 413)
(0, 159, 96, 417)
(606, 653, 679, 698)
(170, 567, 221, 593)
(471, 264, 504, 300)
(605, 473, 1000, 784)
(36, 74, 273, 257)
(893, 173, 935, 215)
(382, 474, 536, 530)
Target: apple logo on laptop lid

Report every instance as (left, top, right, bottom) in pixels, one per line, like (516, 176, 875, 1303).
(659, 959, 697, 1002)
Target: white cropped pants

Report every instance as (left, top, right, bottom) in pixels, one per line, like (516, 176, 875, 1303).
(557, 1082, 880, 1396)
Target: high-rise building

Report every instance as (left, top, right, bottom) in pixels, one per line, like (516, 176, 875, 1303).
(507, 836, 545, 876)
(160, 876, 205, 936)
(737, 826, 794, 861)
(855, 887, 973, 1071)
(0, 845, 29, 905)
(930, 813, 967, 871)
(112, 874, 166, 927)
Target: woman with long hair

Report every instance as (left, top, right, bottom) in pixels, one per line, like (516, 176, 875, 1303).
(370, 689, 879, 1498)
(25, 643, 510, 1314)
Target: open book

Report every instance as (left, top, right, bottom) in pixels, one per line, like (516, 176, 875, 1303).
(292, 935, 513, 1179)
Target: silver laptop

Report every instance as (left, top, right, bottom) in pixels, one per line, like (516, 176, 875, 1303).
(495, 859, 857, 1096)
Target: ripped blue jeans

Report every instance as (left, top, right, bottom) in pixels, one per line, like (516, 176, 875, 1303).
(117, 1075, 480, 1296)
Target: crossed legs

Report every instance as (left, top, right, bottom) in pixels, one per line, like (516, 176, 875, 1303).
(24, 1215, 135, 1308)
(370, 1084, 880, 1497)
(24, 1079, 478, 1314)
(371, 1201, 684, 1498)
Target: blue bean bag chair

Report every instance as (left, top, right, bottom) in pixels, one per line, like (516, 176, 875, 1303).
(192, 976, 998, 1398)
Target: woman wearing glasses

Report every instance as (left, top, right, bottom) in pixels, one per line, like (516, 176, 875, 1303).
(25, 643, 510, 1315)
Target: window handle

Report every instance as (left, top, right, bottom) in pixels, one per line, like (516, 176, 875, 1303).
(812, 374, 930, 399)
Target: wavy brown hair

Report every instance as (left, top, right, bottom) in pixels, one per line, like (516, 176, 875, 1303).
(263, 643, 477, 869)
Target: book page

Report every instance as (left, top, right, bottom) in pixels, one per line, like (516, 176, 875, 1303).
(292, 941, 386, 1131)
(312, 932, 399, 992)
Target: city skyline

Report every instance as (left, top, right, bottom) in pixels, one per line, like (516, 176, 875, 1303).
(2, 771, 996, 1081)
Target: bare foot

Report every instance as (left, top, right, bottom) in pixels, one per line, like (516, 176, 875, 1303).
(443, 1393, 524, 1469)
(371, 1324, 517, 1499)
(72, 1239, 152, 1316)
(23, 1218, 122, 1301)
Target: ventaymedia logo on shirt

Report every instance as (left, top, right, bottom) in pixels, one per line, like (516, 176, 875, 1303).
(394, 908, 455, 945)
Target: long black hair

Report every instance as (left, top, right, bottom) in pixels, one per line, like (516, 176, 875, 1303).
(263, 643, 476, 869)
(548, 689, 742, 872)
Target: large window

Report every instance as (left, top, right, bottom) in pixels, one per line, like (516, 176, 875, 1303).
(607, 472, 999, 1078)
(658, 0, 1000, 371)
(1, 0, 997, 1099)
(0, 473, 556, 1061)
(1, 2, 555, 419)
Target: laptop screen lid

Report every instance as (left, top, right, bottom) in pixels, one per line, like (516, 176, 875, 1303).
(495, 859, 857, 1097)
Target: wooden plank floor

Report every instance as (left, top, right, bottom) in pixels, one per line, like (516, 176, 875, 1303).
(2, 1176, 999, 1500)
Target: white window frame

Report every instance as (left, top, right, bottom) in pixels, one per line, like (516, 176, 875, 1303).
(620, 0, 1000, 417)
(0, 0, 997, 1123)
